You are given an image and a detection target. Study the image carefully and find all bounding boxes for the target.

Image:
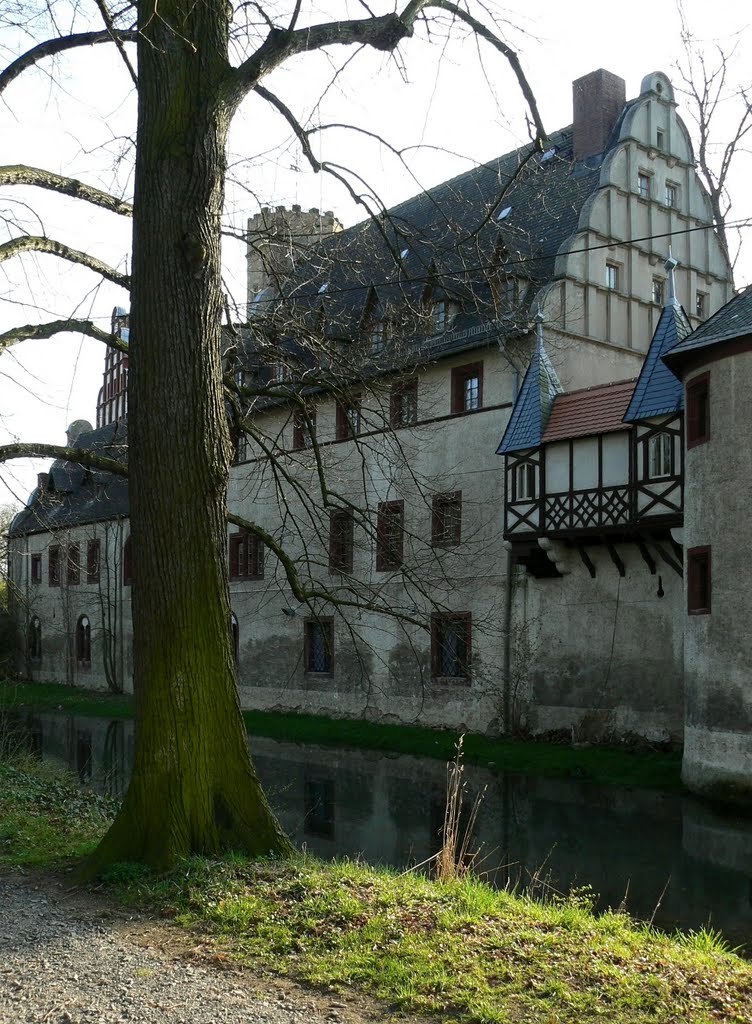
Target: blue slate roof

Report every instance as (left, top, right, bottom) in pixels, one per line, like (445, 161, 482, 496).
(496, 339, 562, 453)
(663, 285, 752, 371)
(623, 301, 691, 421)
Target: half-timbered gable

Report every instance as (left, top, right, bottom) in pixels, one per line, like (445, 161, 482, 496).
(539, 380, 635, 537)
(624, 261, 690, 526)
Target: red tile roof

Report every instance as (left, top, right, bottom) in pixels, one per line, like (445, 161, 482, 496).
(542, 379, 637, 443)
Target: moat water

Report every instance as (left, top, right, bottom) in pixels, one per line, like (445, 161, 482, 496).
(11, 711, 752, 951)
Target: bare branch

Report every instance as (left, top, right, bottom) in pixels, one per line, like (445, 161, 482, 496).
(94, 0, 138, 88)
(0, 443, 127, 477)
(0, 165, 133, 217)
(0, 319, 127, 354)
(0, 236, 130, 289)
(0, 30, 138, 97)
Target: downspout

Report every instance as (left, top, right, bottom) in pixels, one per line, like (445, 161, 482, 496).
(502, 368, 520, 736)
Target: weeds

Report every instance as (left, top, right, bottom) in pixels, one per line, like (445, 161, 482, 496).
(434, 736, 486, 881)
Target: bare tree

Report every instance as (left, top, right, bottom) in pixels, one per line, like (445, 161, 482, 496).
(675, 3, 752, 272)
(0, 0, 545, 872)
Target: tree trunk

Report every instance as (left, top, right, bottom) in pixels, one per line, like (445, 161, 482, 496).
(85, 0, 291, 874)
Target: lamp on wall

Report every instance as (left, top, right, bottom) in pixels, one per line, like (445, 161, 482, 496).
(656, 575, 665, 599)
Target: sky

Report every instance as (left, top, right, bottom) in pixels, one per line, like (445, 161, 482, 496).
(1, 0, 750, 509)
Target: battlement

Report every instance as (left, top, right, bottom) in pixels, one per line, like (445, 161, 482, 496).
(246, 204, 342, 311)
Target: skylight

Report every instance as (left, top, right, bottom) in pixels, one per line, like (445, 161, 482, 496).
(317, 282, 329, 294)
(400, 248, 410, 259)
(541, 148, 556, 163)
(497, 206, 513, 221)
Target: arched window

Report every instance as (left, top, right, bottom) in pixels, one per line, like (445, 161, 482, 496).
(231, 612, 240, 665)
(28, 617, 42, 664)
(76, 615, 91, 669)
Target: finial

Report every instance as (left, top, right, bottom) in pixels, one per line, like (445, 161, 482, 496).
(535, 307, 545, 348)
(664, 249, 680, 306)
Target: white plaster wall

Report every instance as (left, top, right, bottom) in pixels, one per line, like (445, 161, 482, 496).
(510, 542, 684, 745)
(9, 520, 132, 693)
(231, 345, 516, 734)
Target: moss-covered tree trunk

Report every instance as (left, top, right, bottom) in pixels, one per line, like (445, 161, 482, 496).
(86, 0, 291, 873)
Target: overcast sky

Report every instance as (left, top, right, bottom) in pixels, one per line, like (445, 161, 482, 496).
(1, 0, 750, 508)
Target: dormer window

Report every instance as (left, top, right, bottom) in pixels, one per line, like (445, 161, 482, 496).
(367, 318, 390, 356)
(431, 299, 447, 334)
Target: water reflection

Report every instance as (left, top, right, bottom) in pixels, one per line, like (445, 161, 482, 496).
(10, 711, 752, 950)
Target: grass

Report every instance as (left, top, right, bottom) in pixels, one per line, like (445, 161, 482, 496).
(0, 736, 749, 1023)
(0, 678, 683, 792)
(105, 859, 752, 1022)
(0, 743, 114, 865)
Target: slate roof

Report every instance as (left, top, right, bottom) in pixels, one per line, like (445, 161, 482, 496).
(663, 285, 752, 371)
(496, 338, 563, 453)
(265, 125, 603, 348)
(623, 301, 691, 421)
(9, 421, 129, 537)
(541, 379, 637, 443)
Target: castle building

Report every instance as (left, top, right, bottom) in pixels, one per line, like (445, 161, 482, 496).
(8, 68, 746, 799)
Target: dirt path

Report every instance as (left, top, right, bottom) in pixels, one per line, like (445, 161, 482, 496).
(0, 871, 419, 1024)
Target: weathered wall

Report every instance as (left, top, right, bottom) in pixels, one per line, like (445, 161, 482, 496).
(509, 541, 684, 746)
(682, 349, 752, 799)
(9, 520, 133, 694)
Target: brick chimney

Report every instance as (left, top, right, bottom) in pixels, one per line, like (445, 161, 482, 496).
(572, 69, 626, 161)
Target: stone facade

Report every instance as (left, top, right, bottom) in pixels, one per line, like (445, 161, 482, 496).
(8, 68, 748, 799)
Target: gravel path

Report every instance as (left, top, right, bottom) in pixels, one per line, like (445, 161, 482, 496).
(0, 874, 405, 1024)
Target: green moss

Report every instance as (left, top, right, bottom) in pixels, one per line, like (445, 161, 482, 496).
(1, 679, 682, 791)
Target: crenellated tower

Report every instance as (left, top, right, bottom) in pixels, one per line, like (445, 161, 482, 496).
(246, 205, 342, 313)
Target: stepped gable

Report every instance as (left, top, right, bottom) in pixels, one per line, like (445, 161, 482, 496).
(9, 421, 129, 537)
(541, 379, 637, 443)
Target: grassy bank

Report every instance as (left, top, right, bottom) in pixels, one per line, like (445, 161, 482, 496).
(0, 678, 683, 791)
(0, 747, 749, 1023)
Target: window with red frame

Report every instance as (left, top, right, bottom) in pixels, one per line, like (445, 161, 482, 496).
(329, 509, 354, 572)
(432, 492, 462, 547)
(293, 405, 316, 450)
(687, 546, 711, 614)
(229, 531, 264, 580)
(31, 554, 42, 585)
(376, 500, 404, 571)
(76, 614, 91, 668)
(67, 543, 80, 586)
(686, 373, 710, 448)
(451, 363, 483, 414)
(86, 540, 100, 584)
(431, 612, 471, 682)
(28, 617, 42, 663)
(335, 396, 361, 440)
(48, 545, 61, 587)
(304, 618, 334, 674)
(390, 380, 418, 428)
